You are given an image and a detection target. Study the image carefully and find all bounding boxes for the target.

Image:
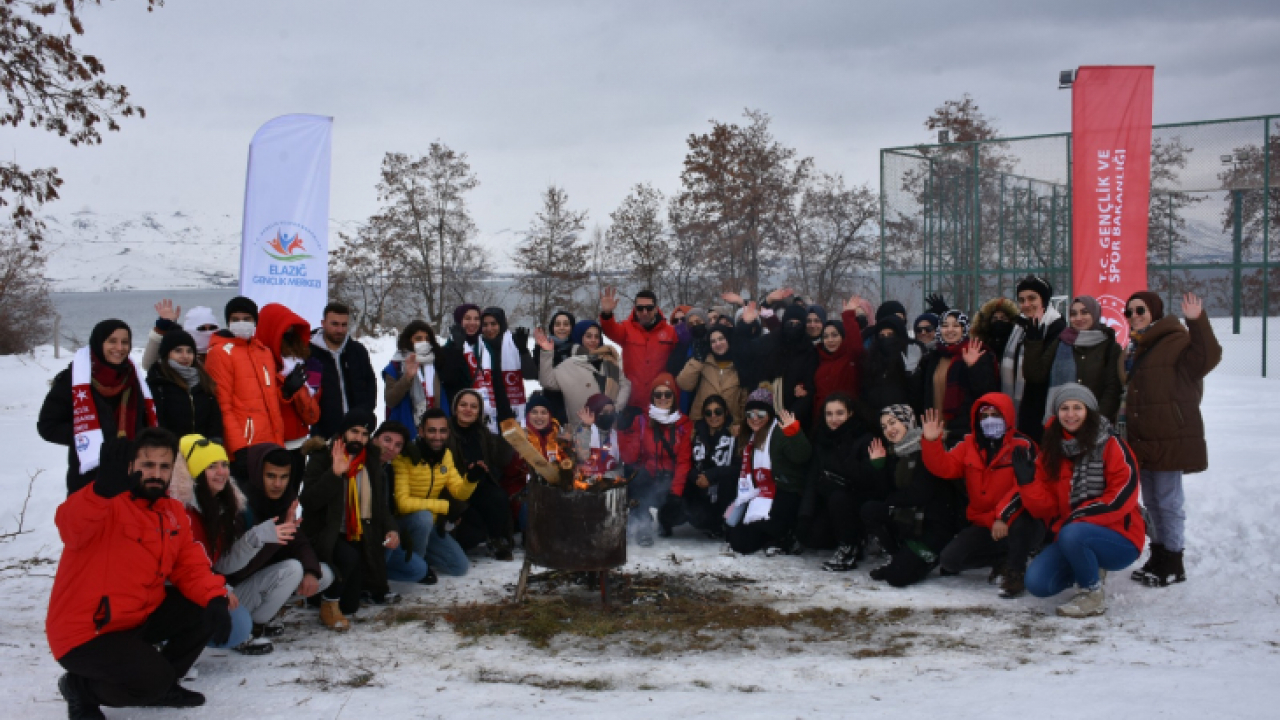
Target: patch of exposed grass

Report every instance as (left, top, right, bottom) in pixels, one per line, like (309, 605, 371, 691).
(477, 668, 613, 691)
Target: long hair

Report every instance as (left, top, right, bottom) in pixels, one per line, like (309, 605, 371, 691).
(158, 354, 217, 395)
(193, 469, 244, 558)
(280, 328, 310, 360)
(1040, 407, 1103, 478)
(398, 320, 439, 353)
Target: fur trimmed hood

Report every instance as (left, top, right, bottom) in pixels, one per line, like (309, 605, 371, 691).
(970, 297, 1020, 344)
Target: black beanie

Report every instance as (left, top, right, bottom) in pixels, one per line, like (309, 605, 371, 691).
(225, 296, 259, 324)
(158, 330, 197, 360)
(338, 410, 378, 437)
(876, 300, 907, 322)
(1015, 275, 1053, 307)
(89, 319, 132, 367)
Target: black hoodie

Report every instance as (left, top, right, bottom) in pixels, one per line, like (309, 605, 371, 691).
(224, 442, 322, 583)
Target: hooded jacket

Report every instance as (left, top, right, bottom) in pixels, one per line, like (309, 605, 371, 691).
(599, 304, 679, 411)
(619, 373, 694, 494)
(676, 334, 746, 432)
(309, 328, 378, 439)
(812, 310, 866, 425)
(257, 304, 322, 445)
(169, 458, 278, 578)
(227, 443, 322, 584)
(920, 392, 1034, 529)
(204, 330, 284, 455)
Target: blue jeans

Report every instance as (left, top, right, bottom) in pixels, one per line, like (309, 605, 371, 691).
(397, 510, 469, 577)
(207, 606, 253, 649)
(385, 546, 429, 583)
(1026, 522, 1140, 596)
(1140, 469, 1185, 552)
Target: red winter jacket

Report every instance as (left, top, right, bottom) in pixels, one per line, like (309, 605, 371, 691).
(205, 332, 283, 455)
(600, 307, 678, 411)
(921, 392, 1033, 528)
(256, 304, 322, 444)
(1020, 430, 1146, 552)
(812, 309, 866, 424)
(620, 373, 694, 494)
(46, 486, 228, 660)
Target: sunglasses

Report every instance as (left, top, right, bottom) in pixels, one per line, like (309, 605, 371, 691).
(1124, 306, 1147, 318)
(746, 409, 771, 420)
(196, 324, 218, 332)
(634, 305, 657, 313)
(652, 390, 674, 400)
(705, 408, 725, 417)
(915, 326, 935, 334)
(185, 438, 212, 462)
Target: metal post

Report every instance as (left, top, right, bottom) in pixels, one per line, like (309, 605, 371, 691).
(1264, 119, 1272, 378)
(53, 315, 60, 359)
(971, 144, 982, 311)
(998, 173, 1006, 292)
(1232, 188, 1244, 335)
(879, 149, 887, 305)
(1066, 134, 1074, 297)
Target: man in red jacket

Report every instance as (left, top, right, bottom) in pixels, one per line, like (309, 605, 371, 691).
(599, 287, 678, 411)
(49, 428, 233, 717)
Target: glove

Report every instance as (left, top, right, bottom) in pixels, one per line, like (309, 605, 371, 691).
(94, 440, 140, 499)
(280, 362, 307, 400)
(1012, 315, 1032, 330)
(925, 293, 949, 316)
(155, 317, 179, 332)
(693, 338, 711, 363)
(618, 406, 642, 431)
(204, 596, 233, 646)
(449, 323, 467, 344)
(512, 327, 530, 349)
(1012, 446, 1037, 486)
(1023, 320, 1046, 342)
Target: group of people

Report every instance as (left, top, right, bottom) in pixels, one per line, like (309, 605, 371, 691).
(37, 279, 1221, 717)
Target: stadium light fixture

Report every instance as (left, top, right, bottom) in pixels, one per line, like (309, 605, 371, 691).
(938, 130, 950, 144)
(1059, 69, 1076, 89)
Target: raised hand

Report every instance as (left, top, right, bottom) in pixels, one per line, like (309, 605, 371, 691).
(777, 408, 796, 427)
(963, 339, 985, 367)
(1182, 292, 1203, 320)
(766, 287, 795, 304)
(921, 408, 945, 442)
(1011, 446, 1037, 486)
(720, 291, 745, 306)
(868, 438, 886, 461)
(843, 295, 864, 314)
(577, 405, 595, 427)
(534, 327, 555, 352)
(740, 301, 759, 325)
(793, 384, 808, 398)
(403, 352, 420, 377)
(154, 298, 180, 322)
(274, 515, 297, 544)
(925, 293, 949, 316)
(331, 440, 351, 476)
(601, 287, 619, 314)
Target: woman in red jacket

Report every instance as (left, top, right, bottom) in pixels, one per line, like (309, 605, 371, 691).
(256, 304, 322, 454)
(1017, 384, 1145, 618)
(619, 372, 693, 546)
(921, 392, 1046, 598)
(811, 296, 867, 427)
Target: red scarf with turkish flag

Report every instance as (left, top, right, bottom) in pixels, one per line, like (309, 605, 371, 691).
(738, 429, 777, 499)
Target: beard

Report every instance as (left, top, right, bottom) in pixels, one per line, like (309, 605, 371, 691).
(133, 478, 170, 502)
(344, 440, 365, 456)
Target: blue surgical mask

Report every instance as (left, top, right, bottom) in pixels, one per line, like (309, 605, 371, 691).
(979, 416, 1006, 438)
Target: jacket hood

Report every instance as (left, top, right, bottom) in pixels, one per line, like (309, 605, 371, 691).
(647, 371, 681, 407)
(243, 442, 296, 520)
(257, 303, 311, 366)
(969, 391, 1017, 438)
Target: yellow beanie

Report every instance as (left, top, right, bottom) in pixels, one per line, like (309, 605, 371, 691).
(179, 434, 229, 478)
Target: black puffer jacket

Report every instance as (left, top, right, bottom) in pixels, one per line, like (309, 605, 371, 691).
(309, 331, 378, 439)
(146, 364, 224, 442)
(735, 305, 819, 429)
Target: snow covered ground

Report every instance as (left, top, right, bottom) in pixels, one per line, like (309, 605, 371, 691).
(2, 336, 1279, 718)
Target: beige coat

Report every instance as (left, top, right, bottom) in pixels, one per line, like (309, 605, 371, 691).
(538, 345, 631, 419)
(676, 356, 746, 430)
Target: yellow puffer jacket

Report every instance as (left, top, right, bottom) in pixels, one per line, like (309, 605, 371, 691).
(392, 449, 477, 517)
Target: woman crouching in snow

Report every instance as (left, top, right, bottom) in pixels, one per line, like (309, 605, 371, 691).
(1015, 384, 1146, 618)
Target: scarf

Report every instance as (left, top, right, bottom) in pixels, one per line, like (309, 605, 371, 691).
(167, 359, 200, 389)
(582, 425, 620, 477)
(1063, 418, 1113, 508)
(1124, 327, 1148, 375)
(463, 332, 526, 431)
(72, 346, 156, 474)
(999, 306, 1061, 414)
(937, 342, 967, 421)
(392, 351, 437, 427)
(527, 421, 562, 463)
(648, 406, 683, 425)
(892, 427, 924, 457)
(342, 448, 370, 541)
(738, 424, 777, 524)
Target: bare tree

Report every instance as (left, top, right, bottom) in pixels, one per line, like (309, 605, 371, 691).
(514, 184, 589, 325)
(328, 220, 403, 335)
(607, 183, 668, 294)
(781, 172, 879, 308)
(583, 223, 615, 316)
(1, 0, 159, 247)
(0, 224, 54, 353)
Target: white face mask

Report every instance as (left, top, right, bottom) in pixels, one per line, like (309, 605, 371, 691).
(191, 330, 214, 353)
(979, 416, 1006, 439)
(229, 321, 255, 340)
(414, 341, 434, 362)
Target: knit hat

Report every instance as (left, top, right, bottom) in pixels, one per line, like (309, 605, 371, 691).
(180, 434, 228, 479)
(585, 393, 615, 417)
(712, 304, 733, 321)
(89, 319, 132, 367)
(182, 306, 219, 353)
(337, 410, 378, 437)
(570, 319, 600, 346)
(525, 393, 553, 416)
(1127, 291, 1165, 322)
(876, 300, 907, 322)
(1016, 275, 1053, 307)
(1071, 295, 1102, 329)
(1050, 383, 1099, 414)
(913, 312, 939, 333)
(806, 305, 828, 324)
(159, 330, 197, 361)
(224, 296, 259, 324)
(939, 309, 970, 344)
(453, 303, 481, 327)
(745, 387, 775, 416)
(873, 314, 907, 339)
(880, 404, 916, 428)
(686, 307, 709, 326)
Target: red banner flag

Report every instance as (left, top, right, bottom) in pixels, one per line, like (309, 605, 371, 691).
(1071, 66, 1154, 340)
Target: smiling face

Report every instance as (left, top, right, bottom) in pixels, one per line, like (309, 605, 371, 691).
(168, 344, 195, 367)
(709, 330, 729, 357)
(704, 401, 726, 430)
(1069, 301, 1094, 332)
(455, 393, 481, 426)
(461, 309, 481, 336)
(824, 400, 849, 430)
(582, 326, 602, 351)
(651, 385, 674, 411)
(821, 325, 843, 353)
(881, 414, 908, 443)
(940, 316, 964, 345)
(805, 313, 824, 338)
(203, 460, 231, 495)
(375, 431, 405, 463)
(422, 416, 450, 451)
(551, 315, 573, 340)
(102, 328, 131, 365)
(481, 316, 501, 340)
(1126, 299, 1152, 331)
(1017, 290, 1044, 320)
(1058, 399, 1088, 433)
(746, 409, 771, 433)
(527, 405, 551, 430)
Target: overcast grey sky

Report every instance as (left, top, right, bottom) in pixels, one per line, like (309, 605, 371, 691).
(10, 0, 1280, 259)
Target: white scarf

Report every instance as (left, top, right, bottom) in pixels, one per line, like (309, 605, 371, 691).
(648, 406, 683, 425)
(70, 346, 156, 474)
(1001, 305, 1061, 414)
(463, 332, 526, 432)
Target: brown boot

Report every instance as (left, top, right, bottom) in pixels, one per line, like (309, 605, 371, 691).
(320, 600, 350, 632)
(998, 568, 1026, 599)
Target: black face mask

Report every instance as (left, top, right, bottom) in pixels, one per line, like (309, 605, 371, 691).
(596, 414, 616, 431)
(877, 334, 903, 355)
(988, 320, 1014, 344)
(690, 324, 707, 340)
(783, 323, 805, 342)
(345, 440, 365, 456)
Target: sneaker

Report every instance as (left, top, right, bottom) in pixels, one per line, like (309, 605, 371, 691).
(822, 544, 858, 572)
(998, 569, 1026, 599)
(234, 636, 274, 656)
(58, 673, 105, 720)
(419, 568, 439, 585)
(148, 683, 206, 708)
(319, 599, 351, 632)
(362, 591, 402, 606)
(1056, 587, 1106, 618)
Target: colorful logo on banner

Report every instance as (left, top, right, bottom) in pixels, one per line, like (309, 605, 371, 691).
(249, 221, 323, 290)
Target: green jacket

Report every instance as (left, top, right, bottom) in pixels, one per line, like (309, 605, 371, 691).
(756, 420, 812, 494)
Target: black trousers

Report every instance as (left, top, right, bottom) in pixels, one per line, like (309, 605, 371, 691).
(726, 489, 802, 555)
(57, 586, 211, 708)
(324, 536, 364, 615)
(939, 513, 1045, 574)
(803, 484, 874, 549)
(453, 479, 514, 551)
(671, 474, 735, 532)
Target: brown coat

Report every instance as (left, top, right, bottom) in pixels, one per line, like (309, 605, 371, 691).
(676, 356, 746, 431)
(1023, 325, 1124, 423)
(1122, 314, 1222, 473)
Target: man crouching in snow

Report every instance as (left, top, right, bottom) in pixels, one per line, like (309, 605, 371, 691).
(49, 427, 234, 717)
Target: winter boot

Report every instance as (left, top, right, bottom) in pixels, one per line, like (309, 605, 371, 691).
(419, 567, 439, 585)
(1131, 543, 1165, 583)
(998, 568, 1026, 599)
(1056, 586, 1106, 618)
(148, 683, 206, 708)
(254, 621, 285, 639)
(490, 536, 515, 562)
(1144, 548, 1187, 587)
(822, 544, 858, 572)
(319, 599, 351, 632)
(988, 561, 1007, 585)
(234, 635, 274, 656)
(58, 673, 104, 720)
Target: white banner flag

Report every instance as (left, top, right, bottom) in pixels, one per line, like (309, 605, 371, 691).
(239, 114, 333, 327)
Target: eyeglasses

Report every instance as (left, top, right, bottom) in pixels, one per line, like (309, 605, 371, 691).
(746, 410, 771, 420)
(915, 326, 935, 335)
(1124, 306, 1147, 318)
(652, 390, 674, 400)
(705, 408, 725, 417)
(184, 438, 212, 462)
(634, 305, 656, 313)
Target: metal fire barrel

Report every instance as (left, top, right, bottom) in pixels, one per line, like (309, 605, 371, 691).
(525, 481, 628, 571)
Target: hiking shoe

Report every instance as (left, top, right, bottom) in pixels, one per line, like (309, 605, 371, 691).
(419, 568, 439, 585)
(490, 536, 515, 562)
(320, 600, 350, 632)
(998, 569, 1026, 599)
(1131, 543, 1164, 583)
(58, 673, 104, 720)
(1056, 587, 1106, 618)
(1143, 548, 1187, 587)
(254, 621, 285, 639)
(148, 683, 206, 708)
(234, 636, 274, 656)
(822, 544, 858, 572)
